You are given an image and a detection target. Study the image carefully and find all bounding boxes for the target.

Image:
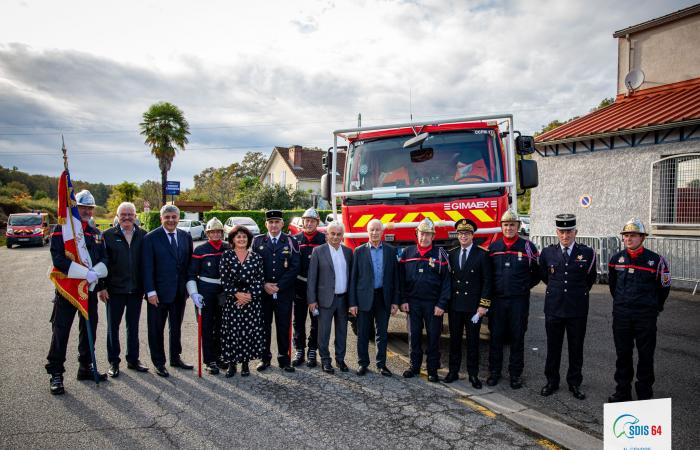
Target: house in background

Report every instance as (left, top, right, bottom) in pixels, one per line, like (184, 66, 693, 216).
(260, 145, 346, 209)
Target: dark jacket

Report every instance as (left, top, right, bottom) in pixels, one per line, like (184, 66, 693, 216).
(293, 231, 326, 294)
(141, 227, 193, 304)
(188, 240, 229, 295)
(608, 247, 671, 318)
(252, 233, 300, 299)
(488, 237, 540, 299)
(349, 242, 400, 311)
(539, 242, 597, 318)
(102, 225, 146, 296)
(398, 245, 451, 309)
(448, 245, 492, 313)
(50, 222, 108, 295)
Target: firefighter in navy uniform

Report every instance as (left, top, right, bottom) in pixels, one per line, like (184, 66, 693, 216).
(607, 219, 670, 403)
(252, 210, 300, 372)
(46, 190, 109, 395)
(399, 218, 451, 383)
(538, 214, 597, 400)
(291, 208, 326, 368)
(444, 219, 492, 389)
(487, 210, 540, 389)
(186, 218, 229, 375)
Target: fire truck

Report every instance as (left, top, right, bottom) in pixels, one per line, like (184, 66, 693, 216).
(319, 114, 538, 248)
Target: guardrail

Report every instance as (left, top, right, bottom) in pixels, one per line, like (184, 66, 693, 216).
(531, 235, 699, 294)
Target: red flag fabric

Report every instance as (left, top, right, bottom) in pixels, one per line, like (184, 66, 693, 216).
(48, 170, 91, 319)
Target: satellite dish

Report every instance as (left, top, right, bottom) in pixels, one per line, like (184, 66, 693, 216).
(624, 69, 645, 91)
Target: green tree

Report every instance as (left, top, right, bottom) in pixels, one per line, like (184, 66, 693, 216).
(135, 180, 162, 211)
(107, 181, 141, 213)
(139, 102, 190, 205)
(239, 151, 268, 178)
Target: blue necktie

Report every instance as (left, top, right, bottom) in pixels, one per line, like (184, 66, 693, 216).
(169, 232, 178, 256)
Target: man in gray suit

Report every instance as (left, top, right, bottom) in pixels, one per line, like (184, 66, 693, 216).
(307, 222, 353, 374)
(349, 219, 399, 376)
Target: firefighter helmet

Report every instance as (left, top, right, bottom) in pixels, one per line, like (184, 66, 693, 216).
(205, 218, 224, 233)
(75, 190, 96, 207)
(500, 209, 520, 223)
(301, 208, 321, 221)
(620, 218, 648, 236)
(416, 217, 435, 234)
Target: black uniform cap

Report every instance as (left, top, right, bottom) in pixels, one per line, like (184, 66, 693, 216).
(265, 210, 283, 220)
(555, 213, 576, 230)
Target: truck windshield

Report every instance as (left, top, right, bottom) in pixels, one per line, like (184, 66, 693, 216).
(344, 129, 504, 200)
(9, 215, 42, 226)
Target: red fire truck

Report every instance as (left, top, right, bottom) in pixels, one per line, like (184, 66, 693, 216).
(320, 114, 538, 248)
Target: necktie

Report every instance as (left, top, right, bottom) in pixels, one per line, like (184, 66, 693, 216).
(272, 237, 277, 246)
(460, 248, 467, 269)
(169, 232, 178, 254)
(562, 247, 569, 263)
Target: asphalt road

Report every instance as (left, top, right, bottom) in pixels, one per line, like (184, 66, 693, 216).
(0, 245, 554, 450)
(386, 283, 700, 449)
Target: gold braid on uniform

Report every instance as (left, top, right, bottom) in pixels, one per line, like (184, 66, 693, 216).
(479, 298, 491, 308)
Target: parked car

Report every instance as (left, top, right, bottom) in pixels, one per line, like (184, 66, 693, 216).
(223, 216, 261, 237)
(6, 212, 50, 248)
(288, 215, 329, 235)
(519, 215, 531, 235)
(177, 219, 205, 240)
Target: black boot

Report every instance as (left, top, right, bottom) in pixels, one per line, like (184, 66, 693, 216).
(50, 374, 64, 395)
(241, 362, 250, 377)
(226, 363, 237, 378)
(291, 349, 305, 367)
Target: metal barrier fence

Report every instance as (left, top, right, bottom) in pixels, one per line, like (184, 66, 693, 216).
(531, 235, 699, 294)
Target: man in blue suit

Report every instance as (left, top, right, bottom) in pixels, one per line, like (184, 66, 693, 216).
(142, 204, 193, 377)
(349, 219, 399, 377)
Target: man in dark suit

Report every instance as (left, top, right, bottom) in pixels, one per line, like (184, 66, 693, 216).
(307, 222, 353, 374)
(444, 219, 492, 388)
(99, 202, 149, 377)
(252, 210, 300, 372)
(539, 214, 597, 400)
(142, 204, 193, 377)
(349, 219, 399, 376)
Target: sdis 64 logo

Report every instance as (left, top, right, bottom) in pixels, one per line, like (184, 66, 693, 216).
(613, 413, 663, 439)
(604, 398, 671, 450)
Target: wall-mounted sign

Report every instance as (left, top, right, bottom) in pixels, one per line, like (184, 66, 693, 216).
(580, 195, 592, 208)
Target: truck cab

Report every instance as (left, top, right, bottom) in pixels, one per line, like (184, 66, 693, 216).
(6, 212, 50, 248)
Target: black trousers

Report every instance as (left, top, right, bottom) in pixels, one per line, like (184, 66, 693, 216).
(200, 290, 222, 364)
(408, 300, 443, 372)
(489, 296, 529, 377)
(357, 289, 390, 368)
(613, 314, 657, 399)
(261, 293, 293, 366)
(448, 311, 481, 376)
(46, 292, 99, 374)
(147, 295, 186, 367)
(544, 315, 587, 387)
(293, 288, 318, 351)
(106, 292, 143, 364)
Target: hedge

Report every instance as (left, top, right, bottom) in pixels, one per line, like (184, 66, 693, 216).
(138, 210, 186, 231)
(204, 210, 333, 234)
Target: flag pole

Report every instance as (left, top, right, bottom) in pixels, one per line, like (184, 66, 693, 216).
(63, 137, 100, 385)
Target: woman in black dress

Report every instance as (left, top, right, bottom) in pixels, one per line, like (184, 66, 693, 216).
(219, 225, 265, 377)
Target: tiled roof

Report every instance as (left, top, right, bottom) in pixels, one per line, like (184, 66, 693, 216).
(536, 76, 700, 144)
(273, 146, 346, 180)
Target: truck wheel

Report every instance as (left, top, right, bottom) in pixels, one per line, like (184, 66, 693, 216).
(6, 242, 11, 249)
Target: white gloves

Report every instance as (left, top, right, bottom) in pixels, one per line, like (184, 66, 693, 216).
(191, 293, 205, 308)
(471, 313, 481, 324)
(86, 270, 99, 284)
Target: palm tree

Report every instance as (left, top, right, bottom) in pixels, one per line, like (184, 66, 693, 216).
(139, 102, 190, 205)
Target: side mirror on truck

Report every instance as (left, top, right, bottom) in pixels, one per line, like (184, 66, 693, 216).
(321, 173, 331, 202)
(518, 159, 538, 189)
(515, 135, 535, 155)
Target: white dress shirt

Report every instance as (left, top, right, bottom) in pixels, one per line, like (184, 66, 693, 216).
(329, 244, 347, 294)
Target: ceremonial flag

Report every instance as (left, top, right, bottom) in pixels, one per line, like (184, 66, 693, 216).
(48, 169, 93, 319)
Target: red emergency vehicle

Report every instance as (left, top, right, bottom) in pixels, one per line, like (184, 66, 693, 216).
(6, 212, 50, 248)
(320, 114, 538, 249)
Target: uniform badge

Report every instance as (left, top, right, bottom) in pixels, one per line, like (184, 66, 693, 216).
(419, 268, 424, 273)
(428, 257, 435, 268)
(576, 254, 583, 260)
(517, 251, 522, 260)
(628, 268, 635, 274)
(648, 260, 655, 267)
(618, 256, 625, 263)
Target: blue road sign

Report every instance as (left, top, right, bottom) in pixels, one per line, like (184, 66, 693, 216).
(165, 181, 180, 195)
(580, 195, 591, 208)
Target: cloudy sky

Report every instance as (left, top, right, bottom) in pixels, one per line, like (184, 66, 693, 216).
(0, 0, 695, 187)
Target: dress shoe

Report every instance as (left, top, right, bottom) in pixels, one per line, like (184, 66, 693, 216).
(226, 364, 237, 378)
(486, 373, 501, 386)
(170, 358, 193, 370)
(468, 375, 483, 389)
(322, 363, 335, 374)
(443, 372, 459, 383)
(427, 371, 439, 382)
(108, 363, 120, 378)
(607, 391, 632, 403)
(337, 361, 349, 372)
(569, 385, 586, 400)
(256, 361, 271, 372)
(291, 349, 305, 367)
(154, 366, 170, 377)
(50, 374, 64, 395)
(357, 366, 368, 376)
(241, 362, 250, 377)
(540, 383, 559, 397)
(205, 362, 220, 375)
(281, 364, 296, 373)
(217, 360, 229, 370)
(510, 376, 523, 389)
(126, 360, 149, 372)
(402, 368, 419, 378)
(306, 349, 318, 368)
(379, 366, 393, 377)
(77, 366, 108, 381)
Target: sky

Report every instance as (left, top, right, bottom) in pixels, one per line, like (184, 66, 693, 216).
(0, 0, 696, 188)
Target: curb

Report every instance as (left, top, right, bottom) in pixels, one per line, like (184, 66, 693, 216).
(386, 338, 603, 450)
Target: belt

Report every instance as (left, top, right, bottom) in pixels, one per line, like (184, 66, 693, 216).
(199, 276, 221, 285)
(297, 275, 308, 282)
(334, 293, 347, 297)
(374, 287, 383, 293)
